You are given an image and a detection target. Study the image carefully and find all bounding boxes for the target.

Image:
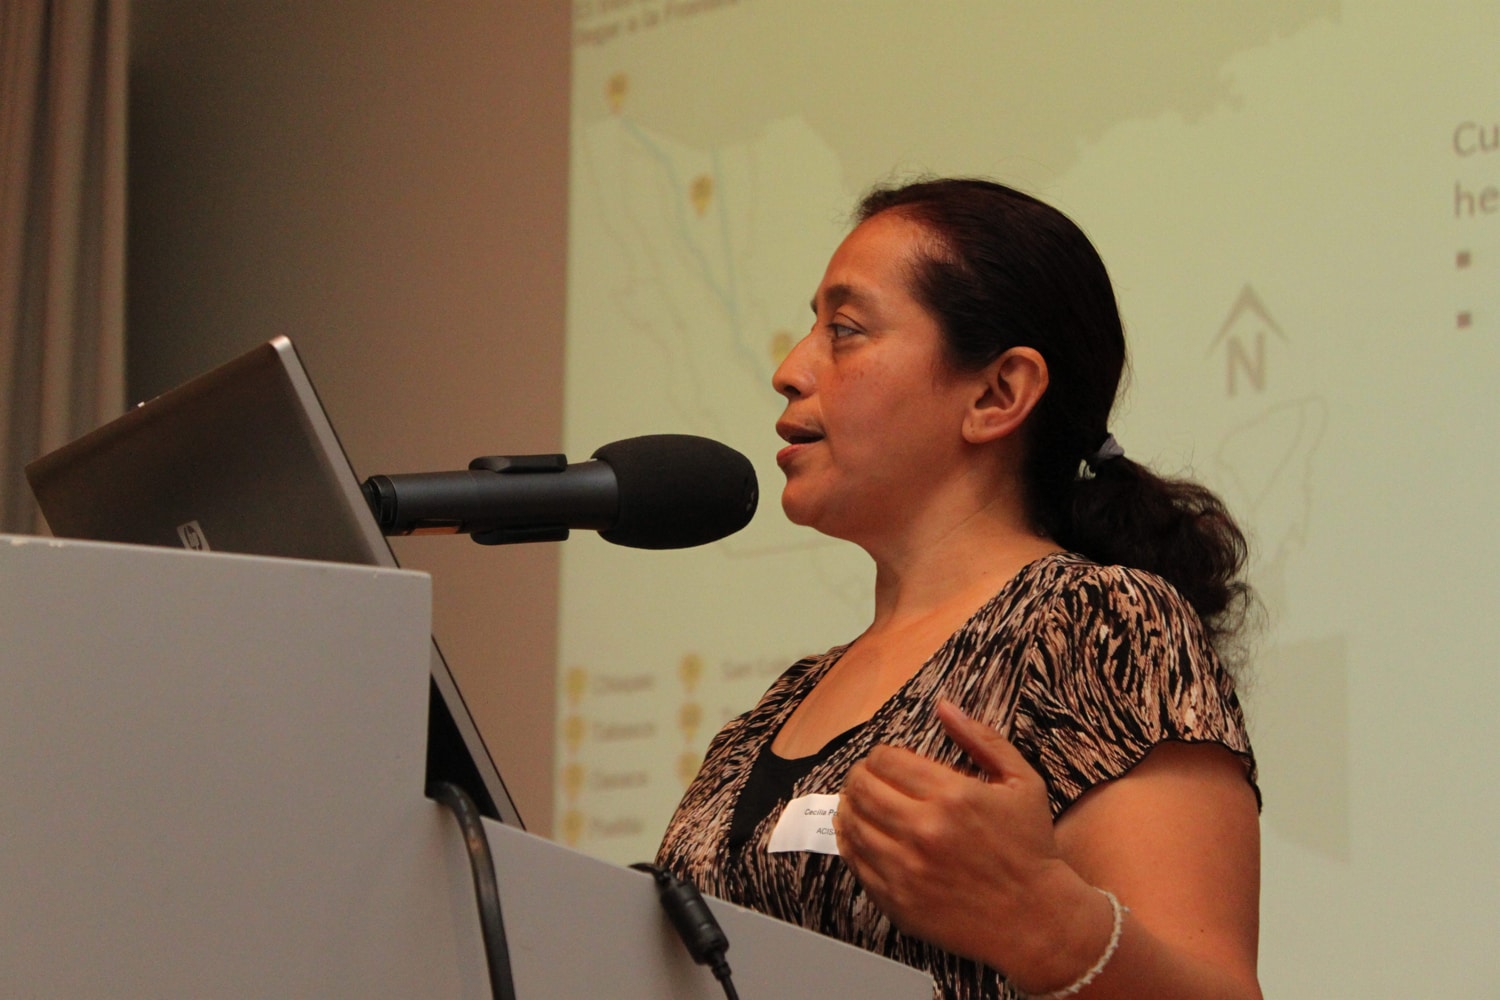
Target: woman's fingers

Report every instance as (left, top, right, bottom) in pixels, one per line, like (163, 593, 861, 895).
(935, 699, 1040, 788)
(856, 743, 948, 798)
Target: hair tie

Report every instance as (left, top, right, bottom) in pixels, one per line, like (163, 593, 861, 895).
(1078, 434, 1125, 479)
(1091, 434, 1124, 465)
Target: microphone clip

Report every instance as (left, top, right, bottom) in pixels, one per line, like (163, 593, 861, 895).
(466, 453, 571, 546)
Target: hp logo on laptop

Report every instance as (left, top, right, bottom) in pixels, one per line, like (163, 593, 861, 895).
(176, 521, 211, 551)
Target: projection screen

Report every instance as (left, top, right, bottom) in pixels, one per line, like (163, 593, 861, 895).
(557, 3, 1498, 995)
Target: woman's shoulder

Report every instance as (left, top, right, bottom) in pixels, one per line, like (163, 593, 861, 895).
(1016, 552, 1225, 695)
(1025, 551, 1206, 631)
(1011, 555, 1258, 812)
(956, 551, 1200, 655)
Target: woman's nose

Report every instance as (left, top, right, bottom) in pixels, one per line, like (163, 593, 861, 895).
(772, 332, 814, 400)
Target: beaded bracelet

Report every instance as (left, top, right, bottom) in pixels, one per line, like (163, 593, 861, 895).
(1030, 887, 1129, 999)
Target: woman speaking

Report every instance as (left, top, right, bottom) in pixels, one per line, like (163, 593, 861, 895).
(657, 178, 1262, 1000)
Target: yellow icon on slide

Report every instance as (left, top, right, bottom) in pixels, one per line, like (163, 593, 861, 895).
(562, 761, 585, 803)
(679, 652, 703, 693)
(562, 714, 586, 754)
(606, 72, 628, 113)
(564, 665, 588, 706)
(690, 175, 713, 216)
(679, 701, 702, 742)
(677, 751, 702, 787)
(561, 809, 585, 846)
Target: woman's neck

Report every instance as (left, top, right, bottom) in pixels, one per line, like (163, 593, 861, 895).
(865, 500, 1060, 636)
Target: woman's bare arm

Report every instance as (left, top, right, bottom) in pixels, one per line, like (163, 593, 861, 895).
(836, 701, 1262, 999)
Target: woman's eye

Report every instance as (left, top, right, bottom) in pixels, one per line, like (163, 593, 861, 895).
(829, 322, 859, 339)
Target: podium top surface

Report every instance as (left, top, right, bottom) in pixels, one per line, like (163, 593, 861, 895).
(0, 531, 431, 579)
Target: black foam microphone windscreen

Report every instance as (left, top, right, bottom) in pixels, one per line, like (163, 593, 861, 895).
(593, 435, 758, 549)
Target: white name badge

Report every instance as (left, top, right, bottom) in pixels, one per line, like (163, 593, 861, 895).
(767, 793, 842, 855)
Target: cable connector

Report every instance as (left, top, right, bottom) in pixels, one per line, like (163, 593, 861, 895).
(632, 863, 739, 1000)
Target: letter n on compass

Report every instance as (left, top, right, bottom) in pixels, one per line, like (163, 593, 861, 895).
(1209, 284, 1288, 397)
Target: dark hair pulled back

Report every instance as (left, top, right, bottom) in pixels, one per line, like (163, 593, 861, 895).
(857, 178, 1252, 656)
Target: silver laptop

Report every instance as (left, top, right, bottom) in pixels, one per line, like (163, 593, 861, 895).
(26, 336, 523, 826)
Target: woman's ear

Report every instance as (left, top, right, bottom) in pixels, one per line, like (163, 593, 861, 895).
(962, 347, 1049, 444)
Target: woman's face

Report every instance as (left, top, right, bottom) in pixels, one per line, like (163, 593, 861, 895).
(772, 211, 984, 543)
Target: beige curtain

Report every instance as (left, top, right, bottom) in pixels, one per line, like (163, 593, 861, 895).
(0, 0, 127, 534)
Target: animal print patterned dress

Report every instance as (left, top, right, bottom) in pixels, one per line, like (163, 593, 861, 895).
(656, 552, 1258, 1000)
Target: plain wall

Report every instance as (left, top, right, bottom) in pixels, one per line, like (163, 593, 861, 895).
(127, 0, 570, 833)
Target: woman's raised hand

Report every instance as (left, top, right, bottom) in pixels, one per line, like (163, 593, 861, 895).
(835, 700, 1108, 980)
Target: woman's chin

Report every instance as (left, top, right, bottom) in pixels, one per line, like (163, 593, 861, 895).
(779, 481, 832, 529)
(779, 491, 816, 527)
(781, 491, 860, 543)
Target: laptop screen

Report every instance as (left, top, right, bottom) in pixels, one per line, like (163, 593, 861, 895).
(26, 336, 523, 826)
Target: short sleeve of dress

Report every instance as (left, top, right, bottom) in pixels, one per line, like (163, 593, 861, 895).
(1012, 563, 1259, 817)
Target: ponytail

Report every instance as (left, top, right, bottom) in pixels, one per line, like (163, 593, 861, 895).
(1064, 456, 1254, 662)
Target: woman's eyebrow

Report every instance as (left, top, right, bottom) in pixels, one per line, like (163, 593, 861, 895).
(811, 283, 873, 315)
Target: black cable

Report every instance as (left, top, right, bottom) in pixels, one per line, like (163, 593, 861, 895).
(430, 780, 518, 1000)
(631, 863, 740, 1000)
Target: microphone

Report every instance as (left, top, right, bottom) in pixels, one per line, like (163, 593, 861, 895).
(361, 434, 758, 549)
